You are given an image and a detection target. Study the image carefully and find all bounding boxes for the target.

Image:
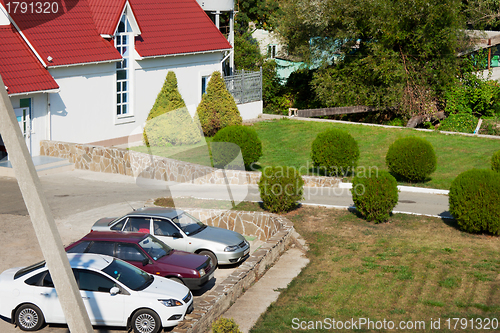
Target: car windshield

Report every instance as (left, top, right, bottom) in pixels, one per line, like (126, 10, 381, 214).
(172, 212, 206, 236)
(139, 235, 172, 260)
(102, 259, 154, 291)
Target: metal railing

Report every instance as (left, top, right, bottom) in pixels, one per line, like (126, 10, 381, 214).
(224, 68, 262, 104)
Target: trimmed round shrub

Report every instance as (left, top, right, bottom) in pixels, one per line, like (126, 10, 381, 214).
(259, 166, 304, 213)
(144, 107, 202, 146)
(195, 71, 242, 136)
(212, 317, 242, 333)
(386, 136, 437, 182)
(439, 113, 478, 133)
(351, 170, 399, 223)
(449, 169, 500, 235)
(311, 129, 360, 176)
(211, 125, 262, 169)
(492, 150, 500, 172)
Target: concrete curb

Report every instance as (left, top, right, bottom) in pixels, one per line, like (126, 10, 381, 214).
(339, 182, 449, 195)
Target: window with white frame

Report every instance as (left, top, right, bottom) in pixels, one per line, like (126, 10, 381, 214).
(201, 75, 211, 97)
(268, 44, 277, 59)
(115, 14, 133, 116)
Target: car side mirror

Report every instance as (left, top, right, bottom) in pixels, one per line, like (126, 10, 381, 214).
(142, 258, 149, 266)
(110, 287, 120, 295)
(172, 232, 183, 238)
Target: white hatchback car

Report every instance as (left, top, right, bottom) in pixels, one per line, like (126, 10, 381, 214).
(0, 253, 193, 332)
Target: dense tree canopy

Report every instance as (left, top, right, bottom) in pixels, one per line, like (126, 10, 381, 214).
(274, 0, 470, 118)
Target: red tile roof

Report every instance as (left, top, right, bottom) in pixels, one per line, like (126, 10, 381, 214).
(87, 0, 126, 35)
(0, 25, 58, 95)
(130, 0, 232, 57)
(1, 0, 122, 67)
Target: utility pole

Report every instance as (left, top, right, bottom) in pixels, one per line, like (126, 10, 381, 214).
(0, 76, 93, 332)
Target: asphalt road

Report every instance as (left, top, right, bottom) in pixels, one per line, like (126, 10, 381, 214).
(0, 169, 451, 332)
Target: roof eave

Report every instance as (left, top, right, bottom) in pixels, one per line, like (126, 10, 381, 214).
(8, 88, 60, 96)
(137, 48, 231, 60)
(47, 58, 122, 69)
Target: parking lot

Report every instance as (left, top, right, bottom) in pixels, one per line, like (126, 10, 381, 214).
(0, 171, 262, 332)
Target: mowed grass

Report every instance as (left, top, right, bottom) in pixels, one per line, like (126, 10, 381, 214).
(131, 118, 500, 189)
(253, 119, 499, 190)
(250, 207, 500, 333)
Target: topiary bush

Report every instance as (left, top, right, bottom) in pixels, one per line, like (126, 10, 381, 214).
(211, 125, 262, 169)
(351, 170, 399, 223)
(212, 317, 242, 333)
(311, 129, 360, 176)
(449, 169, 500, 235)
(195, 71, 242, 136)
(144, 108, 202, 147)
(439, 113, 478, 133)
(386, 136, 437, 182)
(492, 150, 500, 172)
(143, 71, 193, 146)
(259, 166, 304, 213)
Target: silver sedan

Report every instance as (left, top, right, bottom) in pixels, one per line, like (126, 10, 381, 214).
(91, 207, 250, 267)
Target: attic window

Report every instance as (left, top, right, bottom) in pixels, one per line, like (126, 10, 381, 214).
(115, 14, 133, 117)
(118, 14, 132, 33)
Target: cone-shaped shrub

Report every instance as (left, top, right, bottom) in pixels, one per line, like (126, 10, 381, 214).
(195, 71, 242, 136)
(492, 150, 500, 172)
(311, 129, 360, 176)
(351, 170, 399, 223)
(449, 169, 500, 234)
(143, 72, 200, 146)
(386, 136, 436, 182)
(259, 166, 304, 213)
(211, 125, 262, 169)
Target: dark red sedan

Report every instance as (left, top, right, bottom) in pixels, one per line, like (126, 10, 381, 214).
(66, 231, 215, 290)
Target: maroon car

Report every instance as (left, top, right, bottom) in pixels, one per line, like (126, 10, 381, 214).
(65, 231, 215, 290)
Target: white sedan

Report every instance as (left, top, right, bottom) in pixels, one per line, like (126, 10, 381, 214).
(0, 253, 193, 332)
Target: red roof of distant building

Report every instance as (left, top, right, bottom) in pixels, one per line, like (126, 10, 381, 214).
(1, 0, 122, 67)
(87, 0, 126, 35)
(0, 25, 58, 95)
(130, 0, 232, 57)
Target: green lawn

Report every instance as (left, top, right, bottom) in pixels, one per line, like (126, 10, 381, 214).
(132, 119, 500, 190)
(250, 206, 500, 333)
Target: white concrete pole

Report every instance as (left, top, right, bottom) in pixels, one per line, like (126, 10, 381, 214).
(0, 76, 93, 332)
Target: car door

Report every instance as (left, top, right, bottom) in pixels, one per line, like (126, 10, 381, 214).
(122, 217, 151, 233)
(23, 270, 65, 323)
(115, 243, 151, 272)
(152, 218, 187, 251)
(75, 269, 126, 326)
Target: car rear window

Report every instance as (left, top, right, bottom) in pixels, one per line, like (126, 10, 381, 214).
(14, 261, 46, 280)
(67, 241, 91, 253)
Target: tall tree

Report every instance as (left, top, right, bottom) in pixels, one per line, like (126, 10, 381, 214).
(275, 0, 469, 120)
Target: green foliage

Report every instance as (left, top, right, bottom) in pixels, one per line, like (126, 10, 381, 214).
(143, 71, 188, 146)
(211, 125, 262, 168)
(195, 71, 242, 136)
(386, 137, 437, 182)
(277, 0, 467, 115)
(234, 29, 263, 71)
(259, 166, 304, 213)
(439, 112, 478, 133)
(311, 129, 360, 176)
(237, 0, 281, 30)
(211, 317, 242, 333)
(492, 150, 500, 172)
(444, 52, 500, 119)
(144, 108, 202, 147)
(351, 170, 399, 223)
(262, 60, 291, 114)
(449, 169, 500, 234)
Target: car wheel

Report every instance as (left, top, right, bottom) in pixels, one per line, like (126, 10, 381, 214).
(132, 309, 161, 333)
(15, 304, 44, 331)
(168, 277, 184, 285)
(199, 250, 217, 268)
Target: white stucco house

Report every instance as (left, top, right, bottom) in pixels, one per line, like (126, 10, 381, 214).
(0, 0, 259, 158)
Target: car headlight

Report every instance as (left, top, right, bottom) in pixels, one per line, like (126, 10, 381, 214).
(225, 245, 239, 252)
(197, 268, 206, 277)
(159, 299, 183, 307)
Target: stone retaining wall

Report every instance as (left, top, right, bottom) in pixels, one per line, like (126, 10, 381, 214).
(40, 140, 340, 187)
(143, 206, 296, 333)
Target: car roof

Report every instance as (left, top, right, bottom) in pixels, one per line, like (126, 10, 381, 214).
(82, 231, 148, 243)
(66, 253, 114, 270)
(125, 207, 184, 219)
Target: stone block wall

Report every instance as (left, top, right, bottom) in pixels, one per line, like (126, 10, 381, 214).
(40, 140, 340, 187)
